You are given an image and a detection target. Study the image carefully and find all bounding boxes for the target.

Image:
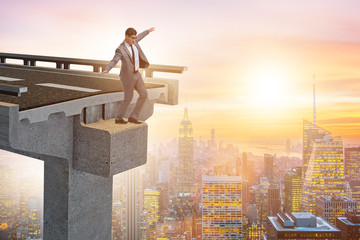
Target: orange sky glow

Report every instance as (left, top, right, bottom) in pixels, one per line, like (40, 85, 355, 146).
(2, 0, 360, 149)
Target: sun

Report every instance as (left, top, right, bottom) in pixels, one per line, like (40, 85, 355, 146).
(248, 67, 290, 110)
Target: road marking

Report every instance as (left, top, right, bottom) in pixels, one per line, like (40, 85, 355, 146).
(36, 83, 101, 92)
(0, 76, 24, 81)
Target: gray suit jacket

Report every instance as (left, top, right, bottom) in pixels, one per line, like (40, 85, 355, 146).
(105, 30, 150, 80)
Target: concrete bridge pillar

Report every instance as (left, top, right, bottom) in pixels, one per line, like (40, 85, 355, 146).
(0, 57, 185, 239)
(0, 103, 147, 240)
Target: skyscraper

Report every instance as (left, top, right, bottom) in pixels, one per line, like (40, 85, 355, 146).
(202, 175, 242, 239)
(176, 108, 194, 194)
(144, 189, 160, 225)
(301, 135, 346, 214)
(283, 167, 302, 213)
(112, 167, 145, 240)
(125, 168, 144, 240)
(268, 186, 281, 216)
(302, 119, 331, 176)
(264, 154, 274, 183)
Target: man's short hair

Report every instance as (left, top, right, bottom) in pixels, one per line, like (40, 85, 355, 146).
(125, 28, 137, 36)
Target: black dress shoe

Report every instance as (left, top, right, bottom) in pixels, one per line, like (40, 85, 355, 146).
(128, 117, 142, 124)
(115, 118, 128, 124)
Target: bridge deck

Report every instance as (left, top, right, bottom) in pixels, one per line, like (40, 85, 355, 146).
(0, 64, 163, 111)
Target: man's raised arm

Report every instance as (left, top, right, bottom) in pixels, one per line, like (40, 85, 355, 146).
(136, 27, 155, 42)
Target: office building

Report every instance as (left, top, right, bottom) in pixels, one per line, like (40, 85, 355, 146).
(315, 195, 357, 226)
(345, 147, 360, 211)
(267, 212, 341, 239)
(244, 222, 264, 240)
(283, 167, 302, 213)
(345, 147, 360, 181)
(202, 175, 242, 239)
(144, 189, 160, 225)
(268, 186, 281, 216)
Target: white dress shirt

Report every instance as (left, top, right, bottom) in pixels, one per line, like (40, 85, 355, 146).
(125, 41, 139, 71)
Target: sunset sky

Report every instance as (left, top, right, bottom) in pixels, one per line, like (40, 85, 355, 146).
(2, 0, 360, 149)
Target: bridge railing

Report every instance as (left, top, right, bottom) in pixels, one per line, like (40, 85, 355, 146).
(0, 52, 187, 77)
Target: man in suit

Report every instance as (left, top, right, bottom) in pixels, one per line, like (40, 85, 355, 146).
(101, 27, 155, 124)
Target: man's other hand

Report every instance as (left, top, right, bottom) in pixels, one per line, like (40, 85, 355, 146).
(149, 27, 155, 32)
(100, 69, 109, 75)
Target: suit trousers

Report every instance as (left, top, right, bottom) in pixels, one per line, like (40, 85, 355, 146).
(119, 71, 148, 119)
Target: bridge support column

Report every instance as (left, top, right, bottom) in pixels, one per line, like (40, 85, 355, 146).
(43, 156, 113, 240)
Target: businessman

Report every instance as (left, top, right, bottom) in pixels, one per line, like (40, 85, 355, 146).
(101, 27, 155, 124)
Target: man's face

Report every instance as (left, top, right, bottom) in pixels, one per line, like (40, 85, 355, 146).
(125, 34, 136, 45)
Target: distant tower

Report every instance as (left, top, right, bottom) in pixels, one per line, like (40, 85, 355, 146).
(0, 166, 18, 238)
(242, 152, 248, 180)
(286, 139, 291, 154)
(176, 108, 194, 194)
(313, 74, 316, 126)
(28, 193, 43, 239)
(264, 154, 274, 183)
(211, 129, 215, 145)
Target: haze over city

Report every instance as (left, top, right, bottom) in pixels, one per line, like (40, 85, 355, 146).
(2, 1, 360, 240)
(2, 0, 360, 146)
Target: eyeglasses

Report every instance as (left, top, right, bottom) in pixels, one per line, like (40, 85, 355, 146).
(128, 36, 137, 40)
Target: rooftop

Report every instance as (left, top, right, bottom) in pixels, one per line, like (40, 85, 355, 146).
(317, 195, 355, 203)
(269, 215, 340, 232)
(202, 175, 242, 182)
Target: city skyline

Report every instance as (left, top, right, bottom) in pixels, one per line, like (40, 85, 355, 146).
(2, 1, 360, 144)
(2, 1, 360, 239)
(1, 105, 359, 239)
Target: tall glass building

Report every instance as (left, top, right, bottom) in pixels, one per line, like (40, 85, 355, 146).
(202, 175, 242, 239)
(301, 135, 346, 214)
(302, 119, 331, 176)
